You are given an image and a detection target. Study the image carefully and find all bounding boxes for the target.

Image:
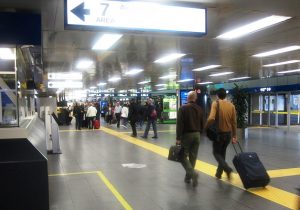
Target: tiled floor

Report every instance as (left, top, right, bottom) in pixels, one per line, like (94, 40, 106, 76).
(46, 120, 300, 210)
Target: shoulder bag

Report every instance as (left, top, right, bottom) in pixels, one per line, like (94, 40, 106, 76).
(206, 100, 220, 141)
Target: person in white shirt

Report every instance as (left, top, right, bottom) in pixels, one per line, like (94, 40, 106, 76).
(114, 102, 122, 128)
(86, 103, 97, 129)
(121, 104, 129, 128)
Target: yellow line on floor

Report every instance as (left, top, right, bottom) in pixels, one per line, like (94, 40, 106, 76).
(49, 171, 99, 177)
(97, 171, 133, 210)
(120, 130, 175, 134)
(100, 126, 298, 210)
(59, 129, 99, 132)
(268, 168, 300, 178)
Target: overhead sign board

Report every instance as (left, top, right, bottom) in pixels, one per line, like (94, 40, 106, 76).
(65, 0, 206, 36)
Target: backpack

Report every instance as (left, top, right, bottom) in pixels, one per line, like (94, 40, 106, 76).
(150, 109, 157, 118)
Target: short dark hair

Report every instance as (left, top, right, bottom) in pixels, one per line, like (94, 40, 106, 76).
(217, 88, 226, 99)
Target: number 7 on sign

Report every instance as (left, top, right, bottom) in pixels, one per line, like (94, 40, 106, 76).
(100, 3, 109, 16)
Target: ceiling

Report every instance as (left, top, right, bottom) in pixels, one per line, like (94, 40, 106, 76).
(1, 0, 300, 91)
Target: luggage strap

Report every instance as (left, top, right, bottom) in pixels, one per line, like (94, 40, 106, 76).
(232, 142, 243, 154)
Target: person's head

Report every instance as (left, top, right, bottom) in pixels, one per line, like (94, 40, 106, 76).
(217, 88, 227, 100)
(187, 91, 197, 102)
(116, 102, 120, 106)
(147, 98, 153, 105)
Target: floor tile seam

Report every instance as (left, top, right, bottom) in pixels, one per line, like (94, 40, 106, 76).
(100, 126, 298, 210)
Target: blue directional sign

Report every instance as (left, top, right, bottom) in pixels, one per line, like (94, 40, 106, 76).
(65, 0, 206, 36)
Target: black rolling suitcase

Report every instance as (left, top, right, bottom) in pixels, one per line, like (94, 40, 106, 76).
(232, 142, 270, 189)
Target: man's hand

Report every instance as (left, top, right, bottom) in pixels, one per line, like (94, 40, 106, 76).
(232, 137, 237, 144)
(176, 140, 181, 145)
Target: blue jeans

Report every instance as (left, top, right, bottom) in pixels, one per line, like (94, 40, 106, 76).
(143, 120, 158, 137)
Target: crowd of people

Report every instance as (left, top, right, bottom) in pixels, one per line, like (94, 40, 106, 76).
(69, 98, 162, 138)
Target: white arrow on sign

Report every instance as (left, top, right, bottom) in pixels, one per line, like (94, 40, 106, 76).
(66, 0, 206, 34)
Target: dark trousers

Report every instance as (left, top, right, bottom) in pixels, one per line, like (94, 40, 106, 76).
(143, 120, 158, 137)
(181, 132, 200, 178)
(75, 116, 82, 130)
(87, 117, 95, 129)
(115, 113, 121, 128)
(213, 132, 232, 176)
(130, 120, 137, 136)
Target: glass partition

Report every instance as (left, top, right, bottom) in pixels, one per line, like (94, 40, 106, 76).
(0, 47, 18, 127)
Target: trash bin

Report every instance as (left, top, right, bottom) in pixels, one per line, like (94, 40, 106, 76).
(0, 139, 49, 210)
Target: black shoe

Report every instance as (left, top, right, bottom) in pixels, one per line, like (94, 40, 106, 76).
(226, 169, 233, 181)
(152, 136, 158, 139)
(131, 134, 137, 137)
(192, 172, 199, 187)
(215, 170, 222, 179)
(184, 175, 191, 184)
(215, 174, 221, 179)
(140, 136, 147, 139)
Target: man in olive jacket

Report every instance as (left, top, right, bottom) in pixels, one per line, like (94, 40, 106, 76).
(176, 91, 204, 187)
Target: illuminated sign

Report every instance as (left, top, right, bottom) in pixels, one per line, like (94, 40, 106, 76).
(260, 87, 271, 92)
(48, 72, 82, 80)
(65, 0, 206, 36)
(48, 81, 83, 89)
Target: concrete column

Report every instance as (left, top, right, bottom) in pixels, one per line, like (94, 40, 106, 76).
(0, 93, 2, 123)
(287, 92, 291, 130)
(275, 93, 278, 128)
(268, 94, 271, 126)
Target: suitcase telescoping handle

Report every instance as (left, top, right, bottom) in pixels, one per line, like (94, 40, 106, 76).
(232, 141, 243, 154)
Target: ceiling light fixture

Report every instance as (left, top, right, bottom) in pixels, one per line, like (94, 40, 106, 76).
(159, 74, 177, 79)
(192, 65, 221, 71)
(76, 60, 93, 69)
(277, 69, 300, 74)
(229, 76, 251, 81)
(197, 81, 213, 85)
(253, 45, 300, 57)
(209, 72, 233, 77)
(125, 68, 144, 75)
(177, 79, 194, 83)
(97, 82, 107, 86)
(138, 81, 150, 85)
(154, 53, 186, 63)
(263, 60, 300, 67)
(108, 76, 121, 82)
(0, 48, 15, 60)
(155, 84, 167, 87)
(92, 34, 123, 50)
(217, 15, 291, 40)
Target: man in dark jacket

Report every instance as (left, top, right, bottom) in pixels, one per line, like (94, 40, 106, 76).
(176, 91, 204, 187)
(128, 99, 139, 137)
(141, 98, 158, 139)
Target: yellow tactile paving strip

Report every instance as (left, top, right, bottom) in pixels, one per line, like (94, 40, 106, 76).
(59, 128, 300, 209)
(49, 170, 133, 210)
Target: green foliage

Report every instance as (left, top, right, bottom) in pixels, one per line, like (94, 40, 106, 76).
(231, 84, 248, 128)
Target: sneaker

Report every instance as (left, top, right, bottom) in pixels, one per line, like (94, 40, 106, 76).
(131, 134, 137, 137)
(152, 136, 158, 139)
(140, 136, 147, 139)
(192, 172, 199, 187)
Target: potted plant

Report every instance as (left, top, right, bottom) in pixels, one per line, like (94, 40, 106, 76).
(231, 83, 248, 140)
